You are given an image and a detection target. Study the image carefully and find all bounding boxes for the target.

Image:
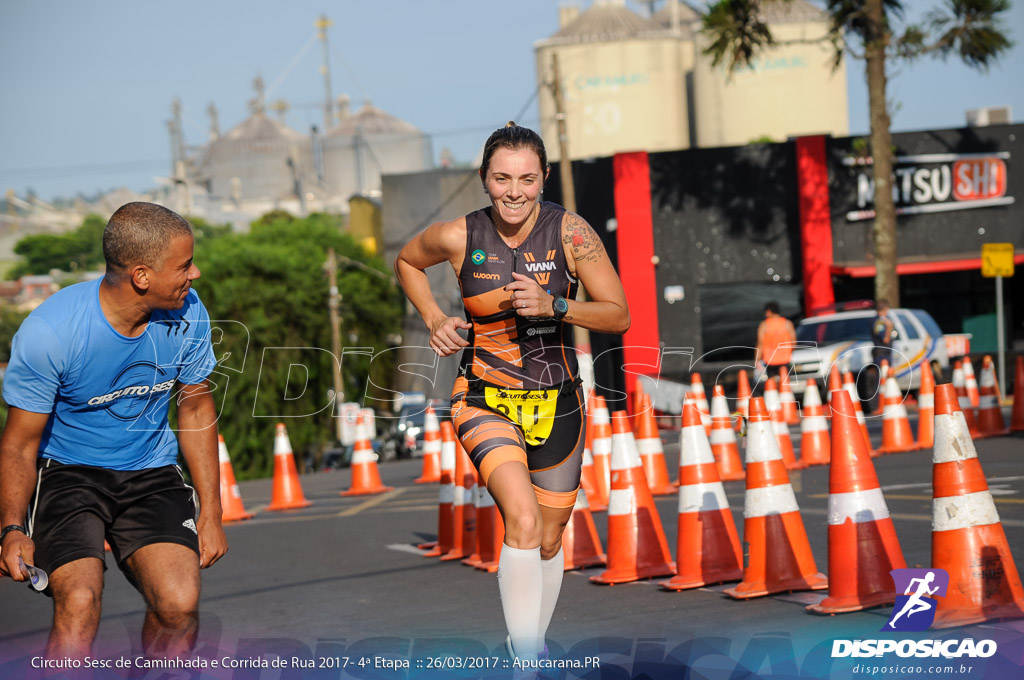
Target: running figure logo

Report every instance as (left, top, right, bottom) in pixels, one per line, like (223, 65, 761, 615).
(883, 568, 950, 631)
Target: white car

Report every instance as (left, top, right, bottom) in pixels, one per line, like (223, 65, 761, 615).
(787, 307, 949, 410)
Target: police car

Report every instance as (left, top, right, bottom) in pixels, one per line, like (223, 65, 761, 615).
(787, 304, 949, 411)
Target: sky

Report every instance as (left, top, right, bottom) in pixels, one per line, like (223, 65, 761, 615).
(1, 0, 1022, 201)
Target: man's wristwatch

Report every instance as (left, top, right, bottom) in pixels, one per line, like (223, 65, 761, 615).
(551, 296, 569, 320)
(0, 524, 28, 543)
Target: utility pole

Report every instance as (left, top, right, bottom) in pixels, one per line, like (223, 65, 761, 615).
(551, 53, 590, 354)
(325, 248, 345, 442)
(316, 15, 334, 132)
(551, 53, 576, 213)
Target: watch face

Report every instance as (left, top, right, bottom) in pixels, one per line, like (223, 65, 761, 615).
(554, 297, 569, 316)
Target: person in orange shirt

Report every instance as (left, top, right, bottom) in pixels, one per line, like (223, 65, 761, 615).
(755, 301, 796, 382)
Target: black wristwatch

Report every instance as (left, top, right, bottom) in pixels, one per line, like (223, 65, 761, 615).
(551, 296, 569, 320)
(0, 524, 28, 543)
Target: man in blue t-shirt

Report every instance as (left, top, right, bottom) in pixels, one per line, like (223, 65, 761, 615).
(0, 202, 227, 660)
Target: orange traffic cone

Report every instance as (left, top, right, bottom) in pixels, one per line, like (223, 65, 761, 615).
(880, 359, 890, 383)
(778, 366, 801, 425)
(341, 415, 394, 496)
(421, 421, 457, 556)
(953, 361, 980, 436)
(930, 384, 1024, 628)
(461, 482, 484, 568)
(709, 385, 744, 481)
(1012, 356, 1024, 432)
(662, 403, 743, 590)
(799, 380, 830, 467)
(766, 379, 802, 470)
(807, 389, 906, 614)
(826, 363, 843, 417)
(690, 373, 712, 435)
(218, 435, 253, 522)
(724, 398, 827, 599)
(918, 360, 936, 449)
(579, 418, 607, 512)
(441, 439, 477, 561)
(635, 393, 676, 495)
(735, 369, 752, 432)
(842, 371, 874, 454)
(876, 377, 918, 454)
(473, 487, 504, 573)
(963, 356, 981, 408)
(589, 395, 613, 509)
(590, 411, 675, 584)
(266, 423, 313, 511)
(414, 406, 442, 484)
(763, 377, 781, 415)
(976, 355, 1009, 437)
(563, 487, 606, 570)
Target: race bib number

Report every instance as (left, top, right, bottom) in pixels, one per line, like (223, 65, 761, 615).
(483, 386, 558, 446)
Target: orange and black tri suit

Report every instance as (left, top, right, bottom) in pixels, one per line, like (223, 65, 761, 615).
(450, 202, 585, 508)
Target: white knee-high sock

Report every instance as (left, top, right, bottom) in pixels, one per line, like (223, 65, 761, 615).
(538, 547, 564, 644)
(497, 544, 542, 660)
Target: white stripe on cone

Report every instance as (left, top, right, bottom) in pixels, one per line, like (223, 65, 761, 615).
(745, 485, 800, 517)
(828, 488, 891, 525)
(679, 482, 729, 513)
(683, 425, 717, 465)
(710, 428, 737, 444)
(933, 492, 1000, 531)
(608, 488, 637, 516)
(919, 393, 935, 409)
(611, 433, 642, 469)
(802, 417, 829, 433)
(934, 412, 978, 464)
(637, 439, 663, 455)
(745, 420, 782, 464)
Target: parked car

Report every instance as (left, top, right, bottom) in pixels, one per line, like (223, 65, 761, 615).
(787, 306, 949, 412)
(382, 398, 448, 459)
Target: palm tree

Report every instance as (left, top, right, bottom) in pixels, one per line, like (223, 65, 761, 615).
(702, 0, 1013, 306)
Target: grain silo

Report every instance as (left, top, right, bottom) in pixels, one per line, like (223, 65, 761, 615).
(206, 86, 312, 203)
(322, 98, 432, 199)
(691, 0, 849, 147)
(535, 0, 691, 161)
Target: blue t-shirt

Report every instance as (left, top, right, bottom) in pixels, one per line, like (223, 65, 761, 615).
(3, 279, 216, 470)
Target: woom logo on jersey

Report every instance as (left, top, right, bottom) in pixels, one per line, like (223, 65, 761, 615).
(844, 152, 1014, 222)
(471, 249, 486, 265)
(473, 272, 500, 280)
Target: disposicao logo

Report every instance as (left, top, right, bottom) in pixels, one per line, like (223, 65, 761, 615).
(471, 249, 486, 265)
(831, 568, 998, 659)
(884, 568, 949, 631)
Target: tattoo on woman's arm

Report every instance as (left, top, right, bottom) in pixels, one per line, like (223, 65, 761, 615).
(563, 214, 605, 263)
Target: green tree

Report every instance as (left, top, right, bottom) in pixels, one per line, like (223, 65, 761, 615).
(192, 212, 402, 478)
(10, 214, 107, 277)
(702, 0, 1013, 306)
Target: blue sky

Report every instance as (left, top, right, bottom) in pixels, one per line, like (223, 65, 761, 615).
(1, 0, 1021, 201)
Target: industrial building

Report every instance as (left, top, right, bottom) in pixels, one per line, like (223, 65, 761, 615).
(535, 0, 849, 160)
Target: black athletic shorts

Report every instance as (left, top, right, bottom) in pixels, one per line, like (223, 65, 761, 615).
(451, 376, 585, 507)
(28, 458, 200, 577)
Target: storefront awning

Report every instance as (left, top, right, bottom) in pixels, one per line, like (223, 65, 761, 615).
(831, 253, 1024, 278)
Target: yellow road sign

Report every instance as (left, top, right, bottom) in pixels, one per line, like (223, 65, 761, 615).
(982, 243, 1015, 278)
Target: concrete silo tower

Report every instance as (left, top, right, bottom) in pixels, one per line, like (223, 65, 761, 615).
(322, 98, 432, 200)
(206, 78, 313, 205)
(692, 0, 849, 147)
(535, 0, 691, 161)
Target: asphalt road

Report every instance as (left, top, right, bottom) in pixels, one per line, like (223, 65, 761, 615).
(2, 411, 1023, 679)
